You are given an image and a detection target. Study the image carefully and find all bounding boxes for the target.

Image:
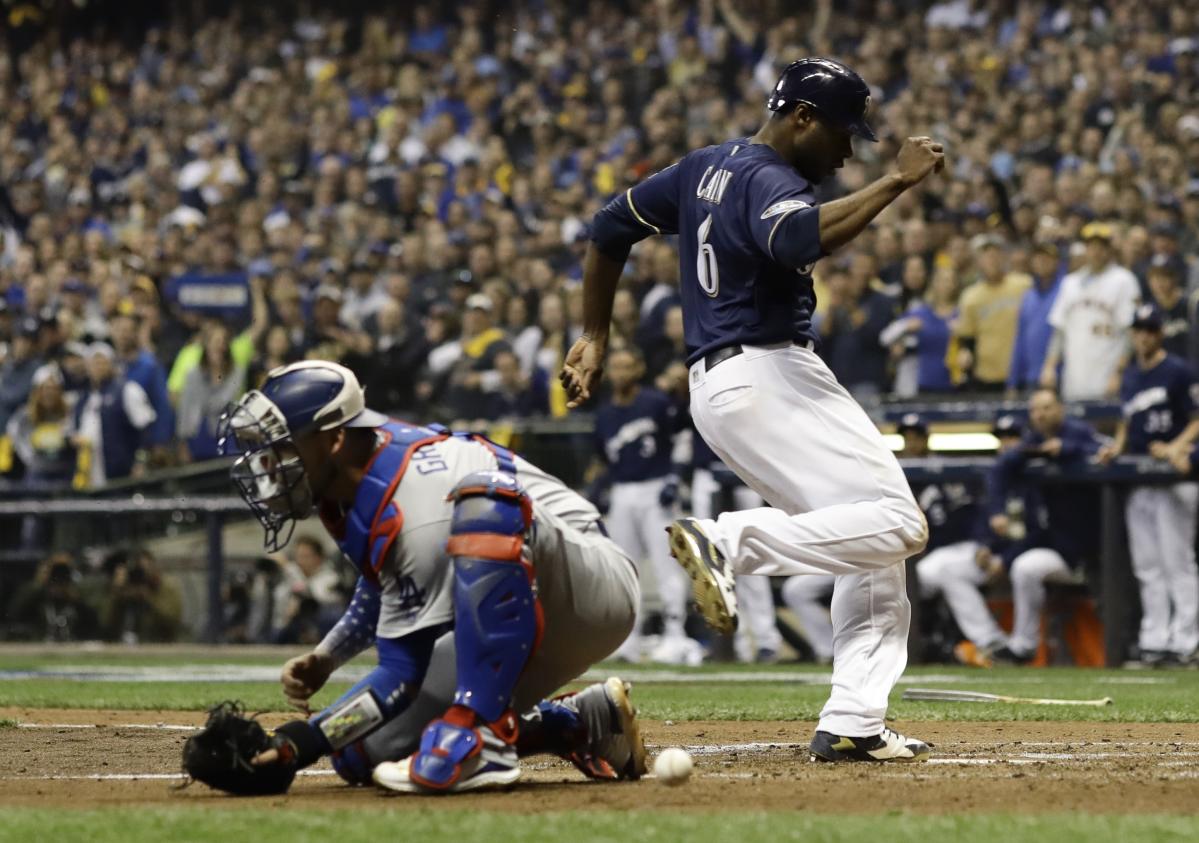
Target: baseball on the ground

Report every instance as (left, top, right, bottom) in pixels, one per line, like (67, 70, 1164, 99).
(653, 747, 694, 785)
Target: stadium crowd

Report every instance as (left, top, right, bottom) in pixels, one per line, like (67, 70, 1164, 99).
(0, 0, 1195, 488)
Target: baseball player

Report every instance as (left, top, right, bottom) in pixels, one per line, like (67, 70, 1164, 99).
(782, 414, 1003, 667)
(562, 57, 943, 762)
(691, 431, 784, 663)
(592, 346, 703, 665)
(988, 390, 1106, 663)
(1097, 305, 1199, 665)
(218, 361, 646, 794)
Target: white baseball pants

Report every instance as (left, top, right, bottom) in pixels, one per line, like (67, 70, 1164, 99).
(1006, 547, 1070, 655)
(916, 541, 1007, 650)
(689, 343, 927, 736)
(1126, 483, 1199, 655)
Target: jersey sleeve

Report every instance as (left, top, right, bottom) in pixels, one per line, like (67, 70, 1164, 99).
(744, 164, 822, 271)
(590, 162, 682, 261)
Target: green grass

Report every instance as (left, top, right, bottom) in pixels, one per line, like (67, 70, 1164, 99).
(0, 717, 16, 728)
(1, 660, 1196, 722)
(0, 809, 1195, 843)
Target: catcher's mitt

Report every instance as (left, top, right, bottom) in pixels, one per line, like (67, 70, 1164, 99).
(181, 701, 297, 796)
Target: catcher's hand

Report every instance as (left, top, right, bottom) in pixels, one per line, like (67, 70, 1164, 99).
(281, 651, 334, 714)
(181, 701, 297, 796)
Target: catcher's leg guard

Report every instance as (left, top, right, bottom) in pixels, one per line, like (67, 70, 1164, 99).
(408, 470, 540, 791)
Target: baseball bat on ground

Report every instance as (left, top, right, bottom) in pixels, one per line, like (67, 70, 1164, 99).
(901, 688, 1114, 706)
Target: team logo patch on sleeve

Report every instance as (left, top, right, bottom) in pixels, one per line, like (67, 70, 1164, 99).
(761, 199, 811, 219)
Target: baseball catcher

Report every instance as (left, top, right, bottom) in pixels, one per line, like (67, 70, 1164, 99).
(189, 361, 645, 795)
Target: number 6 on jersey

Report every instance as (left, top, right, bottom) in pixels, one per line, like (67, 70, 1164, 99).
(696, 214, 719, 297)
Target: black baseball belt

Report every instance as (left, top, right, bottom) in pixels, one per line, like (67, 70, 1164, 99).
(702, 340, 816, 372)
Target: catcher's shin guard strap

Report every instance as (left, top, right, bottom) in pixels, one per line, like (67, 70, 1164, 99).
(446, 471, 541, 723)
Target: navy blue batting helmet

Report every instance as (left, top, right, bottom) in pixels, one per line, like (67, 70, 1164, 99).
(767, 57, 877, 142)
(218, 360, 388, 550)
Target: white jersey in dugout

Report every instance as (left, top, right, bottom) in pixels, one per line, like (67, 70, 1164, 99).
(1048, 263, 1140, 400)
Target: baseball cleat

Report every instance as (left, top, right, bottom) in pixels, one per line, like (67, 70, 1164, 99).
(567, 677, 649, 780)
(809, 727, 931, 763)
(372, 724, 520, 794)
(667, 518, 738, 634)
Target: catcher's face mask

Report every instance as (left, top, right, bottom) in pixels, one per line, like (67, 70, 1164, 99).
(218, 391, 315, 552)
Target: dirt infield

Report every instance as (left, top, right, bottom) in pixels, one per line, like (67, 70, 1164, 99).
(2, 709, 1197, 814)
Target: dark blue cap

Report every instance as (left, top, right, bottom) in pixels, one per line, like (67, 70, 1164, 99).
(993, 414, 1022, 438)
(767, 58, 877, 142)
(1148, 253, 1186, 281)
(897, 413, 928, 435)
(1131, 304, 1163, 331)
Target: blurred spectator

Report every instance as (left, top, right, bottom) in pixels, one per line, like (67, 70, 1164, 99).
(819, 264, 898, 399)
(99, 548, 183, 644)
(1143, 255, 1190, 359)
(1041, 224, 1141, 401)
(1006, 243, 1064, 394)
(176, 322, 247, 462)
(0, 318, 42, 433)
(342, 260, 390, 331)
(5, 554, 99, 642)
(358, 299, 429, 415)
(73, 343, 157, 486)
(481, 348, 549, 420)
(169, 277, 268, 399)
(445, 293, 512, 420)
(269, 535, 347, 645)
(110, 311, 173, 456)
(247, 325, 299, 389)
(954, 237, 1031, 392)
(610, 288, 642, 350)
(884, 265, 959, 397)
(302, 285, 372, 365)
(6, 364, 76, 488)
(644, 304, 687, 382)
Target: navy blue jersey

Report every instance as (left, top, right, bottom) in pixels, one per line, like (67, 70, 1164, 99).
(911, 480, 981, 552)
(595, 388, 679, 483)
(591, 139, 824, 365)
(1120, 354, 1199, 455)
(984, 427, 1103, 569)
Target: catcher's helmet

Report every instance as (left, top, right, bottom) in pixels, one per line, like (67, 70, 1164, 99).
(767, 57, 877, 142)
(218, 360, 388, 550)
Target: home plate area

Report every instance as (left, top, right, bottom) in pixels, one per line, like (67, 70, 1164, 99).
(1, 709, 1196, 814)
